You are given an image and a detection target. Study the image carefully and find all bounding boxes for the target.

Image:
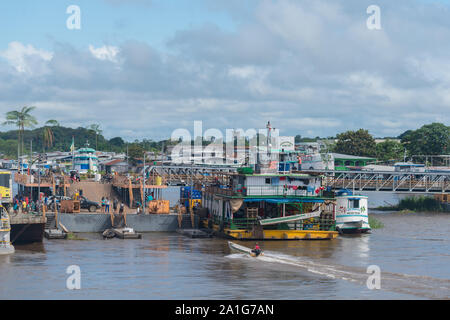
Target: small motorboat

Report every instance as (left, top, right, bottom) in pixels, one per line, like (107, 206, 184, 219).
(228, 241, 264, 257)
(103, 227, 142, 239)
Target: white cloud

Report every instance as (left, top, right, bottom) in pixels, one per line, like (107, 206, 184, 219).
(1, 1, 450, 140)
(88, 45, 120, 63)
(0, 41, 53, 74)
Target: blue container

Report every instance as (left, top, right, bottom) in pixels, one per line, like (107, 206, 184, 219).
(279, 162, 290, 172)
(181, 186, 202, 199)
(336, 189, 353, 196)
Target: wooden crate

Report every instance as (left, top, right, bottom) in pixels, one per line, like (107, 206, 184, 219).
(148, 200, 170, 214)
(60, 200, 81, 213)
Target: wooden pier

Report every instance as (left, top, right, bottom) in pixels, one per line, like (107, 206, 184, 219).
(147, 165, 236, 185)
(302, 169, 450, 193)
(14, 173, 71, 199)
(112, 175, 168, 208)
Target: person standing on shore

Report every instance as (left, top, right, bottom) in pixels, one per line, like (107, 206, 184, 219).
(113, 198, 118, 213)
(101, 196, 105, 213)
(105, 197, 110, 213)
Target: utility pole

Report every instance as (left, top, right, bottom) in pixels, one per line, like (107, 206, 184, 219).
(38, 154, 41, 214)
(143, 151, 146, 213)
(30, 140, 33, 201)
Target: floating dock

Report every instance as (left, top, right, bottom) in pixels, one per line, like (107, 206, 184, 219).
(111, 228, 142, 239)
(44, 228, 67, 239)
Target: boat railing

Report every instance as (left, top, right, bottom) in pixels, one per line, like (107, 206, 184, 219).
(227, 217, 259, 230)
(243, 185, 319, 197)
(205, 185, 321, 197)
(300, 219, 336, 231)
(0, 218, 11, 232)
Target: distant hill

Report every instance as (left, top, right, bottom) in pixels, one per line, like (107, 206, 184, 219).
(0, 126, 169, 159)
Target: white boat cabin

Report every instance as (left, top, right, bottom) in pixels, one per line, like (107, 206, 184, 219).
(232, 174, 323, 197)
(335, 194, 371, 233)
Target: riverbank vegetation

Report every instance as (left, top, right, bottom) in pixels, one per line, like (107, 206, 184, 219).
(376, 196, 445, 213)
(368, 216, 384, 229)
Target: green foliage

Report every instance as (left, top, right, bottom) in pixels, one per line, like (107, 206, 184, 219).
(397, 196, 443, 212)
(368, 216, 384, 229)
(109, 137, 125, 148)
(0, 138, 19, 158)
(400, 123, 450, 156)
(3, 106, 38, 158)
(376, 139, 404, 162)
(3, 106, 38, 129)
(45, 120, 60, 126)
(127, 143, 145, 163)
(0, 123, 173, 158)
(335, 129, 376, 157)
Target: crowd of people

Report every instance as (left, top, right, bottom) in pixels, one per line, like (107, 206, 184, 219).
(11, 194, 55, 214)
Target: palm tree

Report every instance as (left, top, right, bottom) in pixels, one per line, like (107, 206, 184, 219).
(3, 106, 38, 160)
(86, 123, 102, 150)
(43, 119, 60, 151)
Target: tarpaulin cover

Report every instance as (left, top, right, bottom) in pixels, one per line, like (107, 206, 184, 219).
(230, 198, 244, 213)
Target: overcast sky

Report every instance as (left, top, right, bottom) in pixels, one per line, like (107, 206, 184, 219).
(0, 0, 450, 142)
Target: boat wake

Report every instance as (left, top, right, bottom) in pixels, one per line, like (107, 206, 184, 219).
(226, 251, 450, 299)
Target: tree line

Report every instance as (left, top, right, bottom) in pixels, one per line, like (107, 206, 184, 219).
(0, 106, 171, 160)
(1, 106, 449, 164)
(331, 123, 450, 163)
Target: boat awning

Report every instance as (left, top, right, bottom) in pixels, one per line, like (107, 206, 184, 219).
(243, 198, 325, 204)
(259, 210, 322, 225)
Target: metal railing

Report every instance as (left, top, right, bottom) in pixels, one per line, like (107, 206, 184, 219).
(0, 218, 11, 231)
(315, 170, 450, 193)
(206, 185, 320, 197)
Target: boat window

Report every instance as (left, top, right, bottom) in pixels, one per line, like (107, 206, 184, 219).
(265, 178, 271, 184)
(348, 199, 360, 209)
(0, 174, 10, 188)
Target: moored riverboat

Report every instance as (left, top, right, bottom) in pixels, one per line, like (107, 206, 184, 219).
(202, 171, 338, 240)
(335, 190, 371, 234)
(0, 204, 14, 255)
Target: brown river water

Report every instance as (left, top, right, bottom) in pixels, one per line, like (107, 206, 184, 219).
(0, 211, 449, 300)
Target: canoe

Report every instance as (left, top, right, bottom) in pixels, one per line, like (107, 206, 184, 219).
(228, 241, 264, 257)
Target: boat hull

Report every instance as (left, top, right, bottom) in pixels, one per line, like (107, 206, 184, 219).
(10, 223, 45, 243)
(0, 246, 14, 255)
(222, 228, 338, 241)
(337, 227, 371, 234)
(336, 219, 371, 234)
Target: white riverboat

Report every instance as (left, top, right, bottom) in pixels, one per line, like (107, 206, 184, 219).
(0, 204, 14, 255)
(335, 190, 371, 234)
